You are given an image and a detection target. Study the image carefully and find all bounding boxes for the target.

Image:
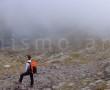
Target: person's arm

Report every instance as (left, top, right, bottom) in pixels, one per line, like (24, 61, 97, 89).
(25, 63, 30, 72)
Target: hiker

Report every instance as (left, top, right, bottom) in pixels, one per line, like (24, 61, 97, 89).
(19, 55, 37, 87)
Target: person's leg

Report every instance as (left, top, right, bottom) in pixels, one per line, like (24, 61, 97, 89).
(30, 73, 34, 86)
(19, 72, 29, 83)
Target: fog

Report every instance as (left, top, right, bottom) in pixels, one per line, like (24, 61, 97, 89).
(0, 0, 110, 38)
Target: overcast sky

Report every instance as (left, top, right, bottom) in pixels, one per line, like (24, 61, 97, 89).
(0, 0, 110, 36)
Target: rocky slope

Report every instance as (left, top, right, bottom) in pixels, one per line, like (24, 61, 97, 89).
(1, 49, 110, 90)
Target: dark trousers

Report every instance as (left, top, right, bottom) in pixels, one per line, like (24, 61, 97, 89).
(19, 72, 34, 86)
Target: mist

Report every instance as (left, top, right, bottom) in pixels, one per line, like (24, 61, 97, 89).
(0, 0, 110, 39)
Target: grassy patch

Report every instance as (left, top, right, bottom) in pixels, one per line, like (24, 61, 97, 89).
(63, 56, 89, 65)
(0, 58, 23, 78)
(62, 51, 91, 65)
(71, 52, 81, 59)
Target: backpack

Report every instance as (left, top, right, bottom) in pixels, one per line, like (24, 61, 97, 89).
(29, 60, 38, 74)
